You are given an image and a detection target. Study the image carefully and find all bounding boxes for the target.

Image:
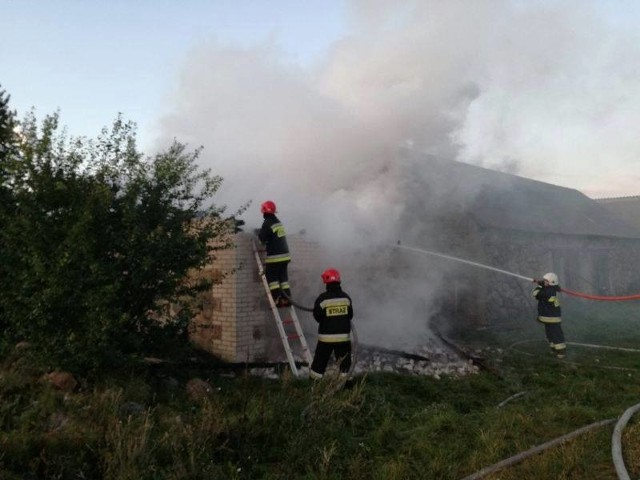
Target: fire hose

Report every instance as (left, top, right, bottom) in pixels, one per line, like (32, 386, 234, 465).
(612, 402, 640, 480)
(560, 288, 640, 301)
(460, 418, 617, 480)
(392, 245, 640, 477)
(463, 336, 640, 479)
(460, 405, 640, 480)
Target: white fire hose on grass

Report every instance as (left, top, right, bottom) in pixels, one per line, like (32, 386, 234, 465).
(458, 409, 640, 480)
(391, 244, 640, 479)
(612, 402, 640, 480)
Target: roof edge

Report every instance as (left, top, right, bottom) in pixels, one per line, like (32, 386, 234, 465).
(593, 195, 640, 202)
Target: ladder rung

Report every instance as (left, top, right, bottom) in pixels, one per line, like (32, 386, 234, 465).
(252, 239, 312, 377)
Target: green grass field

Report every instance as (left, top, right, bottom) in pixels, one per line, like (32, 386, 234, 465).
(1, 298, 639, 479)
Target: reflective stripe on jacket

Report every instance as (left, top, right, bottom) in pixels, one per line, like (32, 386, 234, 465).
(258, 214, 290, 263)
(313, 284, 353, 343)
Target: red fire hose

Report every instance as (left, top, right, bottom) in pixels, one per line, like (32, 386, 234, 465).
(560, 288, 640, 301)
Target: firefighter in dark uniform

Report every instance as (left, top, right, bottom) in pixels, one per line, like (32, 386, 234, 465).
(258, 200, 291, 307)
(310, 268, 354, 380)
(533, 272, 566, 358)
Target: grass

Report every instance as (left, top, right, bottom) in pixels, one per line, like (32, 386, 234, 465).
(1, 299, 639, 479)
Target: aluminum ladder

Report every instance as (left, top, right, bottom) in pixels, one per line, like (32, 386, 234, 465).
(252, 239, 313, 377)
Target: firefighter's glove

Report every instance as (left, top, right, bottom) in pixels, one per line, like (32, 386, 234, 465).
(536, 280, 545, 287)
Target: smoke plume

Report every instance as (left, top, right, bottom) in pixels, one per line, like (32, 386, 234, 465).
(157, 0, 640, 347)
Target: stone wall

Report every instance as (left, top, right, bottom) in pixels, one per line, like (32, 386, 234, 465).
(429, 222, 640, 328)
(476, 229, 640, 324)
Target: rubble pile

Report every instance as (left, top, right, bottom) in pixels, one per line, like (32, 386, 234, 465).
(353, 344, 479, 378)
(247, 338, 480, 379)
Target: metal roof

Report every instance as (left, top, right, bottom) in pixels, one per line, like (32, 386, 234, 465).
(406, 157, 640, 239)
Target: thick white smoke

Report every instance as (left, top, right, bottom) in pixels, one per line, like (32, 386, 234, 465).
(159, 0, 640, 228)
(157, 0, 640, 347)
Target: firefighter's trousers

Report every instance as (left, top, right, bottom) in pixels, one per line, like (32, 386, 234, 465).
(538, 318, 566, 357)
(310, 340, 352, 378)
(265, 260, 290, 301)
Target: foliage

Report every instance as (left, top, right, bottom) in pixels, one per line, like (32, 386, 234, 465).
(0, 84, 19, 353)
(0, 105, 236, 373)
(0, 84, 18, 161)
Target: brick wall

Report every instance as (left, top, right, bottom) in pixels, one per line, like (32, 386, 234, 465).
(189, 232, 324, 362)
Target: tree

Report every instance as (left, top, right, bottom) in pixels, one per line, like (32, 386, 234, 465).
(0, 111, 237, 373)
(0, 84, 18, 210)
(0, 84, 18, 159)
(0, 85, 19, 349)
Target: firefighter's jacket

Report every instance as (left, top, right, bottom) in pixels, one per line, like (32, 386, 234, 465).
(313, 283, 353, 343)
(258, 214, 291, 263)
(533, 284, 562, 323)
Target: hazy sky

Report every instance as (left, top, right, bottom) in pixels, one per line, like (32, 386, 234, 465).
(1, 0, 345, 144)
(3, 0, 640, 205)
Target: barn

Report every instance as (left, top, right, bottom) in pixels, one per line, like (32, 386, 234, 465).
(188, 158, 640, 364)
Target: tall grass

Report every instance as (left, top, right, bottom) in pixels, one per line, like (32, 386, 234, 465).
(1, 299, 639, 478)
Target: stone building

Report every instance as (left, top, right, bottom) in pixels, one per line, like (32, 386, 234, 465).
(399, 159, 640, 328)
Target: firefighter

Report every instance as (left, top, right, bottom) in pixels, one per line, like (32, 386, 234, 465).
(532, 272, 566, 358)
(310, 268, 354, 381)
(258, 200, 291, 307)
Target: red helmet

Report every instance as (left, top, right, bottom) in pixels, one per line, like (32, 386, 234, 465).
(321, 268, 341, 284)
(260, 200, 276, 214)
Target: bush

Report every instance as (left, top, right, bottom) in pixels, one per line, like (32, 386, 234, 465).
(0, 108, 237, 374)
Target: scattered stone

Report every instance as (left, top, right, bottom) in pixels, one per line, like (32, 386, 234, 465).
(354, 339, 479, 377)
(248, 368, 280, 380)
(246, 338, 480, 379)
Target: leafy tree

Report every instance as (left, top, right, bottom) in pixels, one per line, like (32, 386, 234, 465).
(0, 85, 19, 349)
(0, 84, 18, 160)
(0, 110, 237, 373)
(0, 84, 18, 210)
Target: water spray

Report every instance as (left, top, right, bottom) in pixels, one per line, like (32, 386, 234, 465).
(392, 243, 640, 301)
(392, 244, 534, 282)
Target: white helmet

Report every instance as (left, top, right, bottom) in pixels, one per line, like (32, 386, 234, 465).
(543, 272, 559, 286)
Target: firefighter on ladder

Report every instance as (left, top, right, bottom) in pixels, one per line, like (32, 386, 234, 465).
(258, 200, 292, 308)
(310, 268, 354, 383)
(532, 272, 566, 358)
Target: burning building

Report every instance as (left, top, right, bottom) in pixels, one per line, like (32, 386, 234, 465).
(188, 157, 640, 371)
